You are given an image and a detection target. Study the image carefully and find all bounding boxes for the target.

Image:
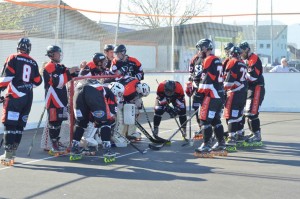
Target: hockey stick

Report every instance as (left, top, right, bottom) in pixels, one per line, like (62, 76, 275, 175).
(114, 130, 147, 154)
(149, 109, 197, 151)
(135, 120, 169, 144)
(142, 103, 154, 133)
(27, 106, 46, 156)
(173, 116, 189, 143)
(182, 96, 194, 147)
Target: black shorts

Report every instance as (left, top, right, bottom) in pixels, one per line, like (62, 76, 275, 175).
(224, 90, 247, 120)
(1, 92, 33, 127)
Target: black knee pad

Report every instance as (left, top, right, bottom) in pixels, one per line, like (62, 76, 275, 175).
(14, 131, 23, 145)
(76, 119, 88, 129)
(153, 114, 162, 127)
(227, 121, 239, 133)
(48, 121, 63, 139)
(100, 125, 111, 141)
(179, 115, 187, 128)
(200, 121, 213, 143)
(3, 131, 16, 146)
(73, 125, 85, 141)
(247, 115, 260, 132)
(213, 123, 224, 142)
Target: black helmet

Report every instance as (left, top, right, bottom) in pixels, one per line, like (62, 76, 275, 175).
(196, 39, 213, 51)
(17, 37, 31, 54)
(229, 46, 241, 57)
(114, 44, 126, 54)
(93, 53, 106, 65)
(46, 45, 62, 57)
(104, 44, 114, 52)
(164, 80, 176, 96)
(224, 42, 234, 50)
(239, 41, 250, 50)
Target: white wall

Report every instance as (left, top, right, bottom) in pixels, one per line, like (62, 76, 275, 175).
(1, 72, 300, 132)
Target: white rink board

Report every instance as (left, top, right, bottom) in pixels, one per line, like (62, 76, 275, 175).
(1, 72, 300, 132)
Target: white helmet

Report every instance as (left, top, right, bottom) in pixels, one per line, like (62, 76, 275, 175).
(108, 82, 125, 103)
(136, 83, 150, 97)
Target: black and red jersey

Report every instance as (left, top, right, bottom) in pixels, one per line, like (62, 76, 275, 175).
(79, 61, 113, 77)
(245, 53, 264, 86)
(118, 76, 140, 103)
(111, 56, 144, 80)
(196, 55, 224, 99)
(156, 80, 185, 105)
(0, 53, 42, 98)
(224, 58, 247, 92)
(43, 62, 72, 109)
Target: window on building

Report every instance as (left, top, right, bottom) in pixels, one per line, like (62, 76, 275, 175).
(281, 44, 283, 49)
(260, 44, 264, 48)
(267, 44, 271, 49)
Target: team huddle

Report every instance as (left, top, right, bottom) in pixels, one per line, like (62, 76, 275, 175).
(0, 37, 265, 165)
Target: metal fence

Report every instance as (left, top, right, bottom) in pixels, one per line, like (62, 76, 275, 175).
(1, 0, 300, 72)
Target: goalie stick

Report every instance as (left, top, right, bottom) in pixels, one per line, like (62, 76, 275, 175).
(135, 120, 169, 144)
(114, 130, 147, 154)
(148, 109, 197, 151)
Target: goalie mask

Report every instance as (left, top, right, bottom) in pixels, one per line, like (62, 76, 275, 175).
(108, 82, 125, 103)
(136, 83, 150, 97)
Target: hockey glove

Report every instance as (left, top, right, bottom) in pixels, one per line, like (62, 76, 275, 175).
(165, 105, 177, 118)
(185, 81, 194, 97)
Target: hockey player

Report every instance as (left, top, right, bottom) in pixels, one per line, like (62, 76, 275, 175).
(42, 45, 79, 155)
(185, 46, 203, 138)
(111, 44, 144, 81)
(223, 47, 248, 151)
(103, 44, 114, 69)
(239, 41, 265, 146)
(222, 42, 235, 72)
(70, 79, 118, 161)
(154, 80, 187, 139)
(79, 53, 109, 77)
(115, 76, 150, 143)
(192, 39, 226, 158)
(0, 38, 42, 165)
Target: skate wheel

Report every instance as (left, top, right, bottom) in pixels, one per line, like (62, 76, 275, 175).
(90, 152, 96, 156)
(48, 151, 54, 156)
(54, 153, 60, 157)
(166, 141, 171, 145)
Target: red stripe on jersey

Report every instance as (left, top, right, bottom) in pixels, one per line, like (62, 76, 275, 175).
(207, 72, 216, 81)
(224, 92, 234, 119)
(248, 53, 258, 67)
(1, 97, 9, 123)
(255, 67, 260, 76)
(6, 65, 15, 74)
(199, 96, 211, 120)
(34, 76, 41, 84)
(231, 71, 237, 79)
(87, 61, 97, 69)
(251, 85, 261, 115)
(203, 55, 217, 69)
(63, 72, 68, 84)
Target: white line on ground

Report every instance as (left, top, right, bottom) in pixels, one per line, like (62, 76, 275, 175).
(0, 123, 198, 171)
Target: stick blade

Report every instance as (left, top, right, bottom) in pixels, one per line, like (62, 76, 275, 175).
(148, 143, 162, 151)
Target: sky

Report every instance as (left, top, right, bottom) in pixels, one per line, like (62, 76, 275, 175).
(62, 0, 300, 26)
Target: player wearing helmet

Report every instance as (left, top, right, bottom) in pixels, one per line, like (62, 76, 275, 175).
(42, 45, 79, 156)
(238, 41, 265, 146)
(70, 79, 118, 162)
(192, 39, 226, 158)
(154, 80, 187, 139)
(111, 44, 144, 81)
(114, 76, 150, 143)
(223, 46, 248, 151)
(104, 44, 115, 69)
(0, 38, 42, 166)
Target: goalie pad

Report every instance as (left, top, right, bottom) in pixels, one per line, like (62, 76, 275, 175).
(111, 133, 128, 147)
(123, 104, 135, 125)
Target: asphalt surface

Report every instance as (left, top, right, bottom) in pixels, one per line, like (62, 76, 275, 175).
(0, 112, 300, 199)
